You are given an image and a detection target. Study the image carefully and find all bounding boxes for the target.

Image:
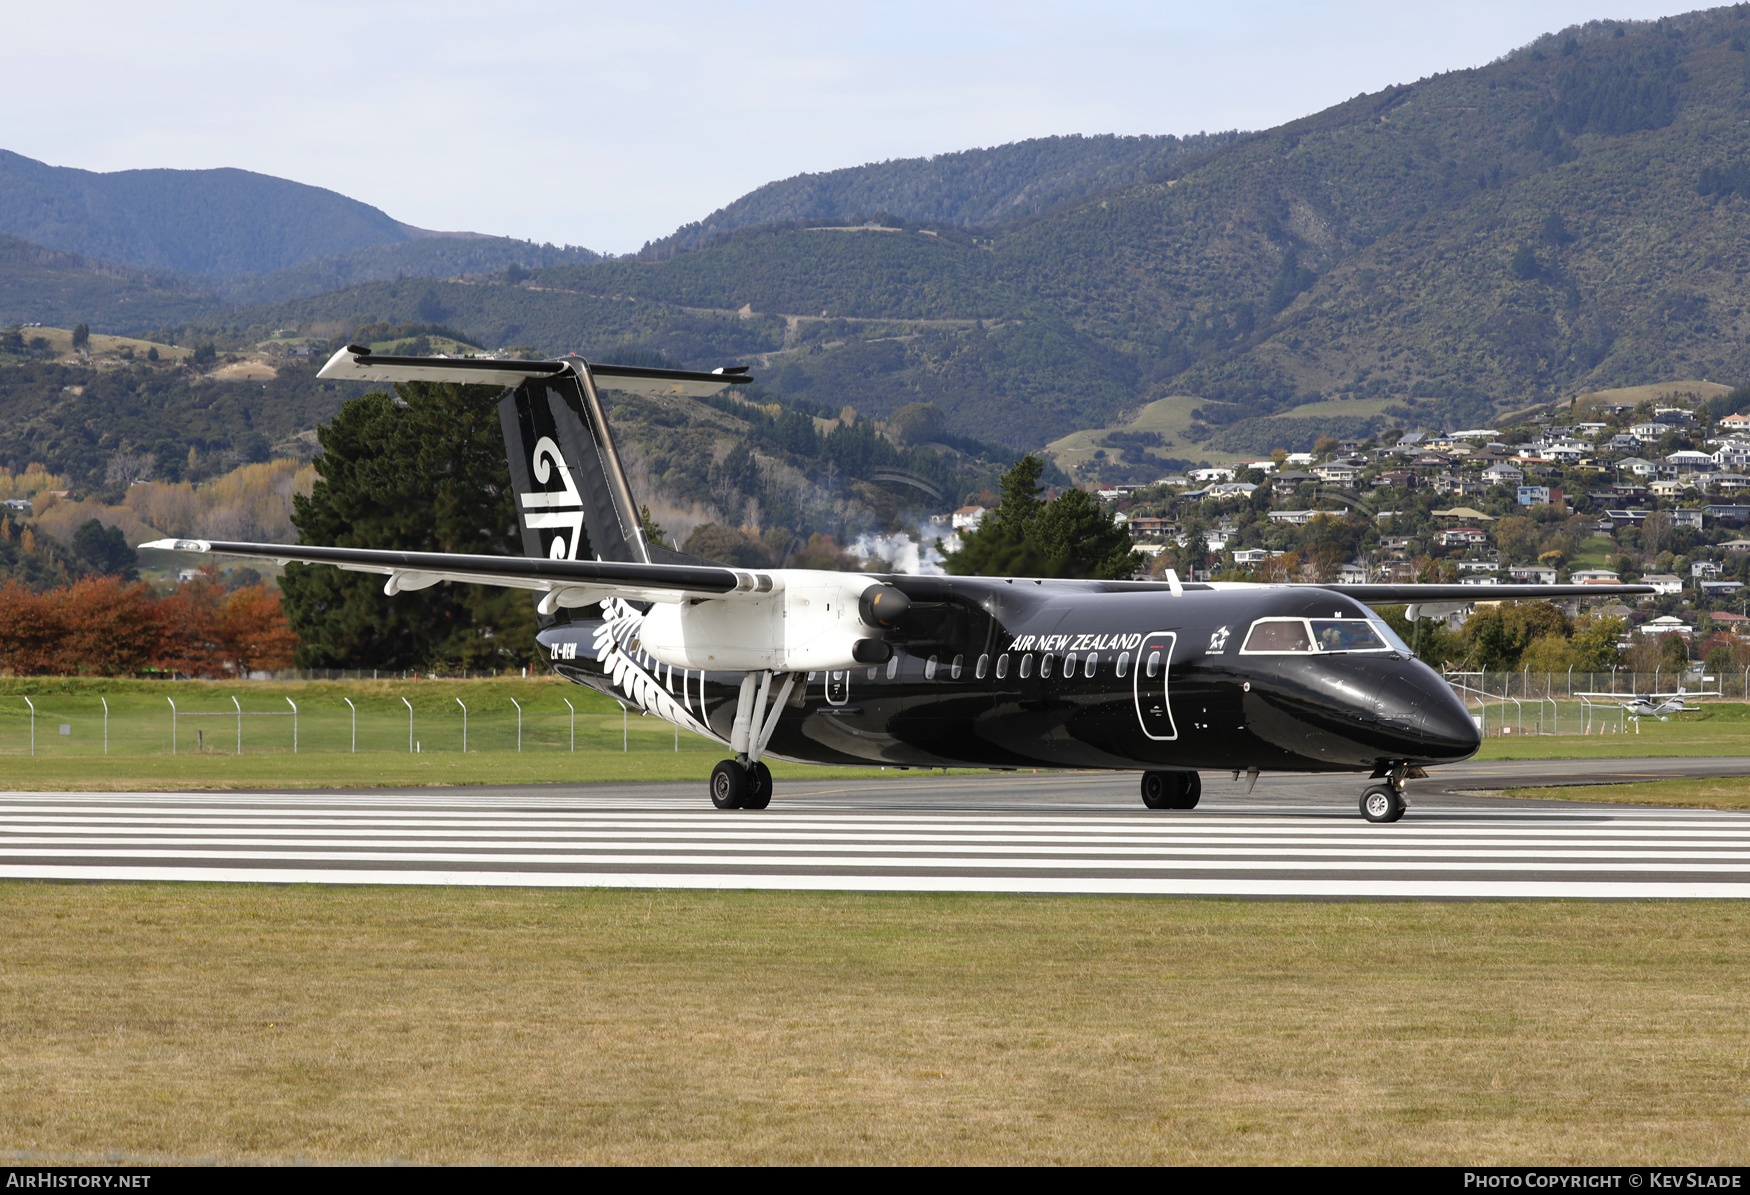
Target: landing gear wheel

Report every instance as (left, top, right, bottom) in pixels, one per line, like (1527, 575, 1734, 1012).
(1140, 771, 1201, 810)
(1179, 771, 1202, 810)
(710, 759, 747, 810)
(1141, 771, 1172, 809)
(1361, 784, 1405, 824)
(742, 761, 773, 810)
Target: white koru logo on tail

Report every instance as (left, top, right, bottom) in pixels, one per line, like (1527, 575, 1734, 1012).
(517, 436, 584, 559)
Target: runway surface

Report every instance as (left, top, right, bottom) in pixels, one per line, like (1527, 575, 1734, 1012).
(2, 758, 1748, 898)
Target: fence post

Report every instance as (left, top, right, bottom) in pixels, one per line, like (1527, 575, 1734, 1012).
(232, 695, 242, 754)
(23, 697, 33, 756)
(510, 698, 522, 752)
(101, 696, 108, 756)
(564, 698, 574, 752)
(621, 702, 628, 752)
(286, 697, 298, 753)
(456, 697, 467, 753)
(403, 697, 414, 753)
(168, 697, 176, 755)
(344, 697, 355, 753)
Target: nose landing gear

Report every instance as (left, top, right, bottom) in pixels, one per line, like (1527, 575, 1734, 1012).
(1360, 782, 1407, 823)
(1140, 770, 1201, 810)
(710, 758, 773, 810)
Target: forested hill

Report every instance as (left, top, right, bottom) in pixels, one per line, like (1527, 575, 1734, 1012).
(638, 133, 1239, 257)
(0, 151, 428, 276)
(31, 6, 1750, 456)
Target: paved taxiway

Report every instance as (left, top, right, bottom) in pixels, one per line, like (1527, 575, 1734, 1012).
(3, 757, 1749, 898)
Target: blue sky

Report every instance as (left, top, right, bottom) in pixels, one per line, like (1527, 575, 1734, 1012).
(5, 1, 1697, 253)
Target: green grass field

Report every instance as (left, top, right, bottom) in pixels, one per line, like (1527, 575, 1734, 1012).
(0, 677, 1745, 789)
(2, 886, 1746, 1165)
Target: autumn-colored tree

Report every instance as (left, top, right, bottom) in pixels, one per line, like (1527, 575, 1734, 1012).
(0, 571, 295, 676)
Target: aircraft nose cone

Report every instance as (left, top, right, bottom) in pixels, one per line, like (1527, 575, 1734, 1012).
(1374, 669, 1481, 762)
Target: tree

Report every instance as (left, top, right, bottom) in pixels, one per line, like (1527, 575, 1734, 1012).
(888, 402, 946, 447)
(71, 519, 137, 580)
(71, 323, 90, 350)
(191, 342, 217, 366)
(1568, 615, 1626, 671)
(946, 456, 1139, 579)
(279, 382, 536, 670)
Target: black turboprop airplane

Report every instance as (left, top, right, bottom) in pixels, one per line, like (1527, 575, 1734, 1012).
(146, 349, 1653, 823)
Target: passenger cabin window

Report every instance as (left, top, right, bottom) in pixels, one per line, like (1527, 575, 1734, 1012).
(925, 655, 938, 680)
(1115, 652, 1129, 678)
(887, 656, 900, 679)
(1041, 653, 1054, 679)
(995, 653, 1009, 679)
(1085, 652, 1098, 678)
(951, 654, 964, 680)
(1064, 652, 1077, 677)
(1019, 654, 1033, 679)
(1146, 651, 1160, 678)
(976, 654, 989, 679)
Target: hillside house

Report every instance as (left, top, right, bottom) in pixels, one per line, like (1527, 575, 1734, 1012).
(1616, 457, 1658, 478)
(951, 505, 986, 531)
(1482, 463, 1524, 484)
(1701, 579, 1746, 597)
(1312, 462, 1361, 484)
(1188, 467, 1235, 483)
(1439, 526, 1489, 547)
(1571, 569, 1622, 583)
(1517, 485, 1563, 507)
(1607, 433, 1643, 451)
(1693, 560, 1724, 579)
(1640, 612, 1691, 635)
(1666, 450, 1716, 471)
(1268, 510, 1320, 526)
(1231, 548, 1274, 565)
(1630, 421, 1679, 440)
(1126, 516, 1173, 540)
(1508, 566, 1559, 585)
(1672, 509, 1704, 529)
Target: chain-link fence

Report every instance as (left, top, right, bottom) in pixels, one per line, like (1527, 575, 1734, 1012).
(0, 693, 693, 757)
(1442, 669, 1737, 737)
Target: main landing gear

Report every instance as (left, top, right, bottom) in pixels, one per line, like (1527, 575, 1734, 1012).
(709, 670, 795, 811)
(1140, 770, 1201, 810)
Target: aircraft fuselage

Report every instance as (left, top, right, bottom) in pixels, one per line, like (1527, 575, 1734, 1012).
(539, 576, 1481, 775)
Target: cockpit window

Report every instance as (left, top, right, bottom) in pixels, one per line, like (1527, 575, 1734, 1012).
(1242, 617, 1393, 654)
(1309, 619, 1390, 652)
(1241, 619, 1313, 653)
(1368, 617, 1414, 656)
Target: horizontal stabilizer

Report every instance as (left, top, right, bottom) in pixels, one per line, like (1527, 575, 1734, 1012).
(316, 346, 753, 396)
(139, 538, 777, 609)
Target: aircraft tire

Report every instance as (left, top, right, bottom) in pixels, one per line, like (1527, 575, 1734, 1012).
(1140, 771, 1174, 809)
(1360, 785, 1405, 824)
(743, 762, 774, 810)
(1176, 771, 1202, 810)
(710, 759, 747, 810)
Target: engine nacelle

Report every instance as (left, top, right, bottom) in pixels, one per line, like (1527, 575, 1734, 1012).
(639, 572, 908, 672)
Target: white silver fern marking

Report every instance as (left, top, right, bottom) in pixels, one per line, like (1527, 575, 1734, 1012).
(592, 598, 718, 740)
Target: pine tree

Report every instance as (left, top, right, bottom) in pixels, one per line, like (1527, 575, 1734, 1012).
(946, 455, 1139, 579)
(278, 382, 536, 670)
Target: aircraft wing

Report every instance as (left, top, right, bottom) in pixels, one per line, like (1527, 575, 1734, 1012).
(139, 538, 775, 610)
(315, 345, 753, 396)
(1300, 584, 1656, 602)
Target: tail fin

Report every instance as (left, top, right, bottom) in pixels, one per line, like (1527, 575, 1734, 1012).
(498, 358, 752, 566)
(499, 362, 647, 564)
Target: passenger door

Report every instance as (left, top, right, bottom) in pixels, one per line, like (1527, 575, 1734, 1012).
(1133, 631, 1178, 740)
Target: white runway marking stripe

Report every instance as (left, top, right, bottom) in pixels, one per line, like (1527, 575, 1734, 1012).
(3, 792, 1749, 897)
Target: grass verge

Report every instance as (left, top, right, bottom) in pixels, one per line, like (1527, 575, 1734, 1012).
(1, 886, 1746, 1164)
(1501, 778, 1750, 810)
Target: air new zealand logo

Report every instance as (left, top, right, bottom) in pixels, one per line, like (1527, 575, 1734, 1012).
(518, 436, 584, 560)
